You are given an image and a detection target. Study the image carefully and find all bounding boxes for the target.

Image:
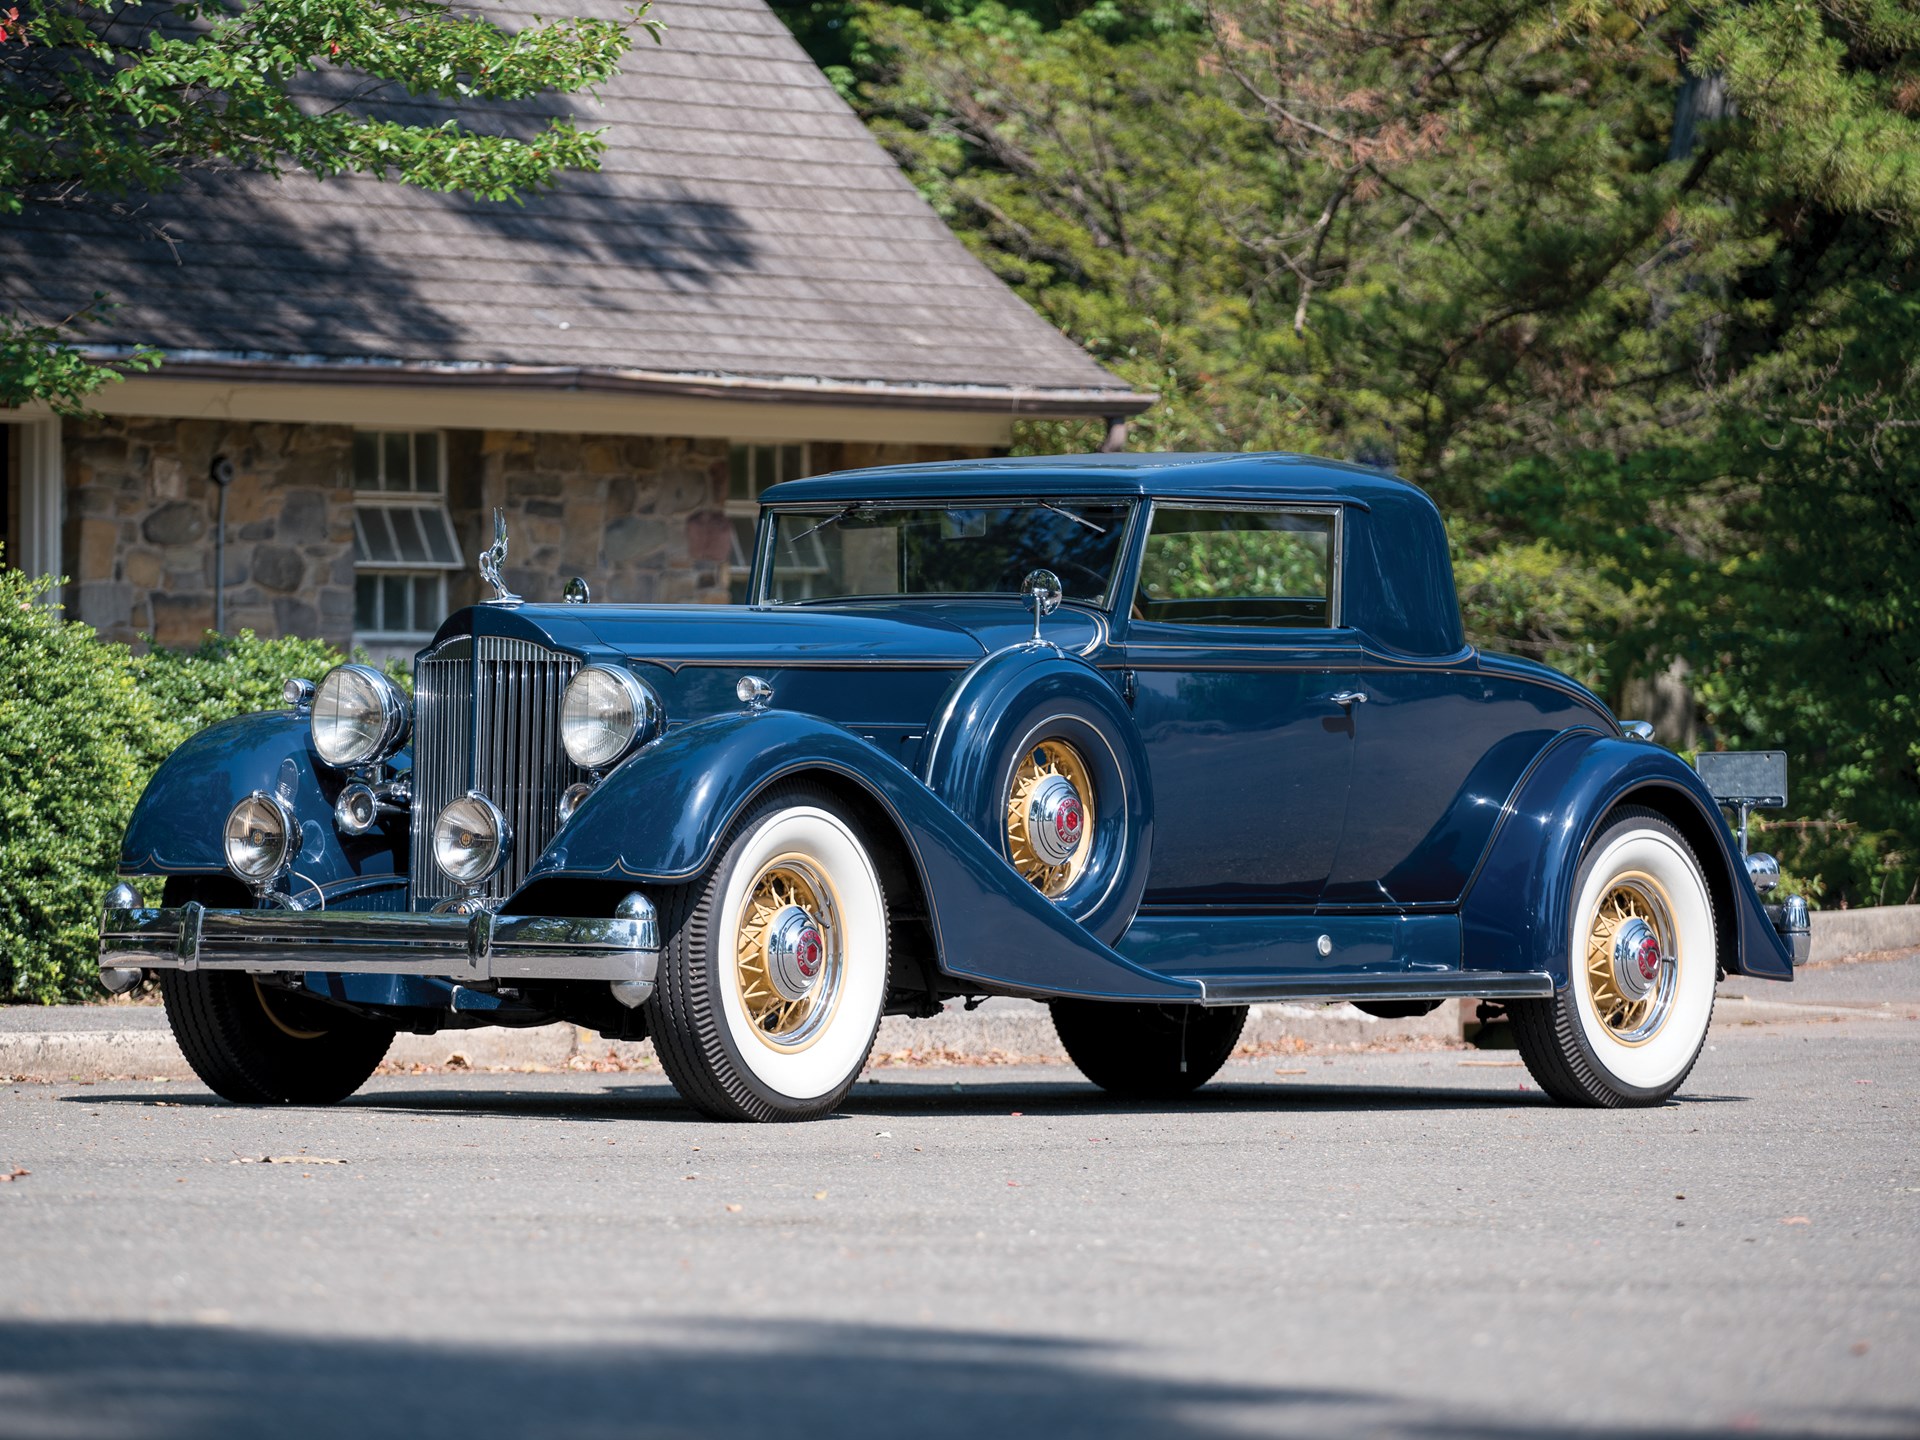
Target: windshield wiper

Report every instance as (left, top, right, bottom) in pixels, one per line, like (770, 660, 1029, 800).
(1037, 500, 1108, 535)
(787, 504, 862, 544)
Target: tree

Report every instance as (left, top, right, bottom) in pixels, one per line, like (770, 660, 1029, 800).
(798, 0, 1920, 901)
(1, 0, 659, 410)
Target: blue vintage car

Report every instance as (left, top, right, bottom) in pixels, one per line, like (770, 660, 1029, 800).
(99, 454, 1807, 1119)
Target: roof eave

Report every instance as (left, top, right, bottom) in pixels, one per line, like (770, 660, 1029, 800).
(88, 352, 1158, 419)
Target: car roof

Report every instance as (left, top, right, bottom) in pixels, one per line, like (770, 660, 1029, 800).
(759, 452, 1420, 507)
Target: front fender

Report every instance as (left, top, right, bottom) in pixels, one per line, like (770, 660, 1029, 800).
(119, 711, 408, 899)
(1462, 733, 1792, 986)
(520, 710, 1197, 1001)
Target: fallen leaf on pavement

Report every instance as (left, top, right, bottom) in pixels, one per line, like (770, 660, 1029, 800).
(724, 1203, 742, 1213)
(1273, 1068, 1306, 1075)
(813, 1191, 828, 1200)
(230, 1156, 347, 1166)
(0, 1167, 28, 1182)
(1780, 1216, 1811, 1225)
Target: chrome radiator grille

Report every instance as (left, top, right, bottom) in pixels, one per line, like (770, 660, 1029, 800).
(410, 636, 585, 908)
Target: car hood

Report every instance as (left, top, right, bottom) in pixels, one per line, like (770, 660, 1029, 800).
(440, 602, 988, 666)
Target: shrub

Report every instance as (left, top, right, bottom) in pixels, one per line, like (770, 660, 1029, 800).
(0, 564, 381, 1002)
(0, 565, 158, 1002)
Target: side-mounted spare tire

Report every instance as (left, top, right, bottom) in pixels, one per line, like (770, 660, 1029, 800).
(921, 648, 1150, 945)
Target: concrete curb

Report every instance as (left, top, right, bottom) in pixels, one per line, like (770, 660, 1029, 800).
(1810, 905, 1920, 963)
(1, 997, 1467, 1084)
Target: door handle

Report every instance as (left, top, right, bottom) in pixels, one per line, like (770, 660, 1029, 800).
(1329, 690, 1368, 707)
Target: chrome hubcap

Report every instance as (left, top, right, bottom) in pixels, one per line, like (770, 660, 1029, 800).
(764, 904, 827, 1003)
(1025, 774, 1086, 867)
(1611, 916, 1664, 1002)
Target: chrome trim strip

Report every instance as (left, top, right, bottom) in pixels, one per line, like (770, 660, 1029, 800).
(98, 905, 659, 986)
(1182, 970, 1557, 1007)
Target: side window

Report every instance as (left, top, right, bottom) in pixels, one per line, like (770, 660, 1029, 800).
(1135, 507, 1336, 627)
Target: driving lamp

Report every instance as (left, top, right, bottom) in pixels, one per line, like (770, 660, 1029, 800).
(224, 791, 302, 884)
(310, 664, 409, 768)
(433, 792, 511, 886)
(561, 665, 659, 770)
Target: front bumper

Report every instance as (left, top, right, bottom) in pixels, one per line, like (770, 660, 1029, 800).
(98, 902, 659, 993)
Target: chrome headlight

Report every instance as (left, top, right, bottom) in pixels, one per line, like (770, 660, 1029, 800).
(561, 665, 659, 770)
(224, 791, 301, 884)
(311, 664, 409, 768)
(433, 792, 511, 886)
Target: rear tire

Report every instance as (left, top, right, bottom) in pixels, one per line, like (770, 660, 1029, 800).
(1050, 1001, 1247, 1099)
(161, 971, 394, 1105)
(1510, 806, 1718, 1107)
(648, 784, 890, 1122)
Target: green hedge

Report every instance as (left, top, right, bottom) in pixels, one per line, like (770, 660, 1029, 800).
(0, 561, 371, 1003)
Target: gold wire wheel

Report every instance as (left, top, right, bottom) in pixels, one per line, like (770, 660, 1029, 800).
(252, 979, 329, 1041)
(733, 856, 841, 1049)
(1006, 738, 1095, 898)
(1582, 873, 1679, 1046)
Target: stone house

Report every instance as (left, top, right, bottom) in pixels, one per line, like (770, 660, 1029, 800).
(0, 0, 1146, 657)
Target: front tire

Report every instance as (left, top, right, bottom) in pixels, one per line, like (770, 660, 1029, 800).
(1510, 806, 1718, 1107)
(1050, 1001, 1248, 1099)
(161, 971, 394, 1105)
(649, 784, 890, 1122)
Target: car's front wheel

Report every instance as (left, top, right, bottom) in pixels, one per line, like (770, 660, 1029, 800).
(648, 784, 890, 1122)
(161, 971, 395, 1105)
(1050, 1000, 1248, 1099)
(1510, 806, 1718, 1107)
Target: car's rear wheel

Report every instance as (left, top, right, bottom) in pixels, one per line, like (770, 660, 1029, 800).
(161, 970, 395, 1105)
(1050, 1000, 1248, 1099)
(648, 784, 890, 1122)
(1510, 806, 1718, 1107)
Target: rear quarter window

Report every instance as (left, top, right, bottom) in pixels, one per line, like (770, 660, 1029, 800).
(1135, 508, 1336, 627)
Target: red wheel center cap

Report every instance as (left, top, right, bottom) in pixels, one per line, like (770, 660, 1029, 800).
(1635, 935, 1661, 982)
(795, 927, 823, 978)
(1054, 796, 1083, 845)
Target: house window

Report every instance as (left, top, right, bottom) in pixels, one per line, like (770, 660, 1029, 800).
(727, 442, 809, 602)
(351, 431, 461, 656)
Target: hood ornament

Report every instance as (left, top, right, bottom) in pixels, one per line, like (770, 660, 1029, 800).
(478, 508, 521, 606)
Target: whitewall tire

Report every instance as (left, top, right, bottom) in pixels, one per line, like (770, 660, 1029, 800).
(649, 784, 890, 1121)
(1511, 806, 1718, 1107)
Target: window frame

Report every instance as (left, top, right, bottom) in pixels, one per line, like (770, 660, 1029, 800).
(350, 429, 461, 650)
(750, 497, 1144, 611)
(1125, 500, 1346, 633)
(727, 442, 810, 603)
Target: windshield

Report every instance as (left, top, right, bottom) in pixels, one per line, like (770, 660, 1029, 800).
(759, 501, 1134, 606)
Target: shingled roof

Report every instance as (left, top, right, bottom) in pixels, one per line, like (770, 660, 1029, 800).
(1, 0, 1149, 416)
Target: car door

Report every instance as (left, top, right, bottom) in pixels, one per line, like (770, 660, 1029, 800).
(1119, 502, 1362, 908)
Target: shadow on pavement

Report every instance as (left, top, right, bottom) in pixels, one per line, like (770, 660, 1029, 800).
(0, 1316, 1888, 1440)
(61, 1075, 1751, 1120)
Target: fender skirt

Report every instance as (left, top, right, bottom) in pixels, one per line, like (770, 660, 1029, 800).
(519, 710, 1197, 1002)
(1462, 732, 1793, 986)
(118, 711, 408, 902)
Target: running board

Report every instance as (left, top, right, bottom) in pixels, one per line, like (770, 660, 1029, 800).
(1174, 970, 1558, 1007)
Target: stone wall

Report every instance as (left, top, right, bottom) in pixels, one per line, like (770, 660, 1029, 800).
(60, 419, 994, 647)
(63, 417, 357, 647)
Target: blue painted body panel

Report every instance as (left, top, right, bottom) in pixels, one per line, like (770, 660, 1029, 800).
(119, 711, 409, 904)
(1119, 913, 1462, 977)
(518, 708, 1196, 1001)
(116, 452, 1793, 1008)
(1463, 732, 1794, 983)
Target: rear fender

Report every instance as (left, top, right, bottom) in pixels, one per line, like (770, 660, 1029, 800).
(518, 710, 1196, 1001)
(1462, 733, 1792, 985)
(119, 711, 409, 900)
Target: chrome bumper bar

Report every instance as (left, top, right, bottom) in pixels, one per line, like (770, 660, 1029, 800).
(98, 903, 659, 988)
